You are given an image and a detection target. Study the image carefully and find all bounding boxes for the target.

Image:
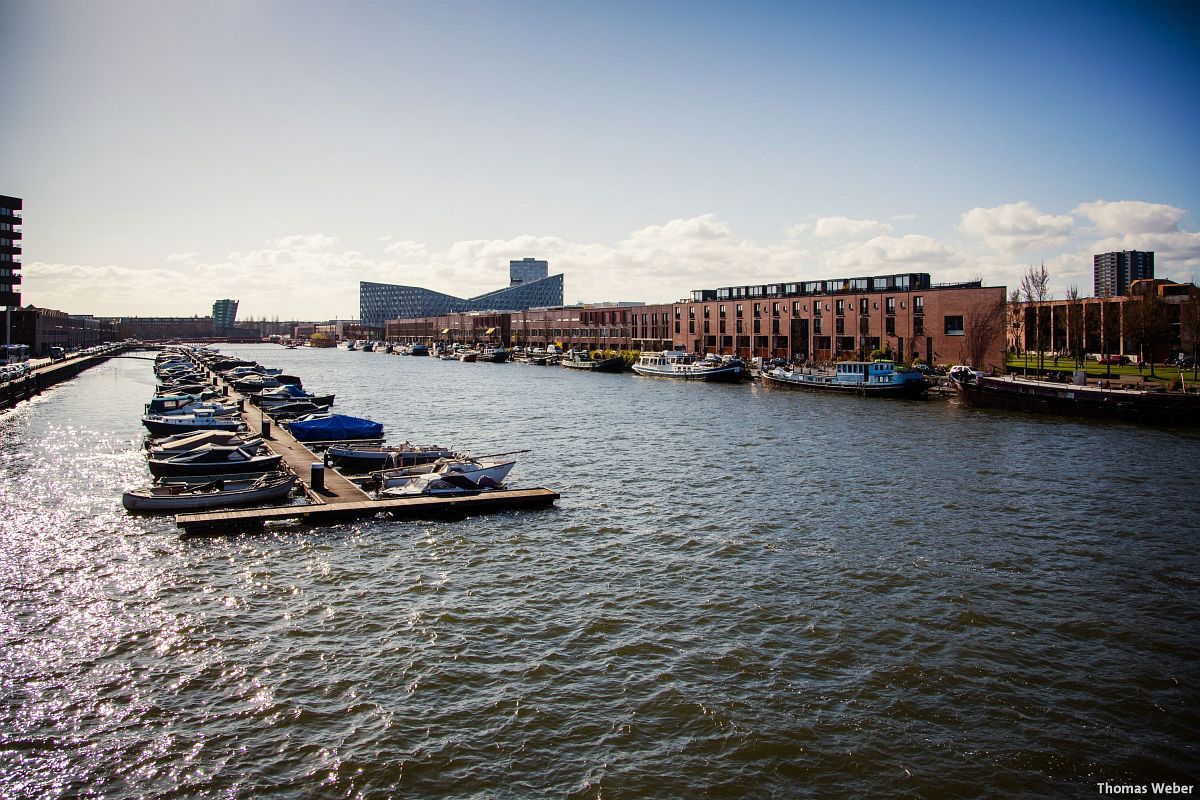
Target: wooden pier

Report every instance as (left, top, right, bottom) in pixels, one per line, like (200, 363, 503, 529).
(175, 488, 560, 534)
(171, 353, 559, 534)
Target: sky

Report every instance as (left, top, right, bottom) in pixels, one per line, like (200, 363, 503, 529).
(2, 0, 1199, 320)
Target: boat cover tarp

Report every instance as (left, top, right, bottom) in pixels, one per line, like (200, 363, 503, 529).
(287, 414, 383, 442)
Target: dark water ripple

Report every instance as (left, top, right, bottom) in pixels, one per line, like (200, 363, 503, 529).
(1, 346, 1198, 798)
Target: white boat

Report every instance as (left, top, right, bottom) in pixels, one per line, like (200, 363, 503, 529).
(632, 350, 745, 382)
(122, 472, 298, 513)
(148, 430, 262, 457)
(378, 472, 494, 497)
(374, 456, 517, 495)
(142, 411, 246, 436)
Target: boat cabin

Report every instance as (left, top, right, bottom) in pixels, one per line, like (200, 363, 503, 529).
(833, 360, 904, 386)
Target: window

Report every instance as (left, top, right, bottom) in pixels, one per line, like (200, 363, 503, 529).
(835, 317, 845, 334)
(836, 300, 845, 316)
(859, 298, 869, 314)
(736, 304, 743, 318)
(913, 317, 924, 336)
(719, 305, 727, 318)
(772, 303, 780, 316)
(886, 297, 896, 314)
(944, 315, 964, 336)
(885, 317, 896, 336)
(914, 296, 924, 315)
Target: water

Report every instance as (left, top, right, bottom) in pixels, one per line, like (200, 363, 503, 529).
(1, 344, 1198, 798)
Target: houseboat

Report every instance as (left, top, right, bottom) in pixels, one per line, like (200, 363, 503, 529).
(761, 360, 930, 398)
(632, 350, 744, 382)
(952, 372, 1200, 426)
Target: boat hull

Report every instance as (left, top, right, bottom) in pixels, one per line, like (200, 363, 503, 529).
(148, 452, 283, 478)
(632, 363, 744, 382)
(761, 372, 930, 398)
(954, 375, 1200, 426)
(326, 446, 459, 473)
(123, 474, 297, 513)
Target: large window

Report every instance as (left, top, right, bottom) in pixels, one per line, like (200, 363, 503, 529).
(944, 315, 964, 336)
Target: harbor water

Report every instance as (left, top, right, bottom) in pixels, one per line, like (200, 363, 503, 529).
(1, 344, 1197, 798)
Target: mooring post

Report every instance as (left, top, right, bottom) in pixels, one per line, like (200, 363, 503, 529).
(310, 462, 325, 492)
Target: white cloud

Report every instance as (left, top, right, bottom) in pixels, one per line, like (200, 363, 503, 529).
(1074, 200, 1185, 234)
(812, 216, 892, 239)
(21, 202, 1200, 319)
(960, 201, 1074, 253)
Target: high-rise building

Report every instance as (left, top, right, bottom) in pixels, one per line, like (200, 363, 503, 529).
(1094, 250, 1154, 298)
(1, 195, 21, 309)
(509, 258, 548, 286)
(213, 299, 239, 332)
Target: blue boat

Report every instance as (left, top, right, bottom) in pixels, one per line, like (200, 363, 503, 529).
(284, 413, 384, 442)
(762, 360, 930, 398)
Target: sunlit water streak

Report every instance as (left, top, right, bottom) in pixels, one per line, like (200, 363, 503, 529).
(1, 345, 1197, 798)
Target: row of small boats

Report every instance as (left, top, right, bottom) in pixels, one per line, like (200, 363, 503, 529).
(125, 346, 529, 512)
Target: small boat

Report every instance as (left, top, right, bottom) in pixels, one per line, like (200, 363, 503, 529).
(141, 411, 246, 436)
(378, 472, 494, 498)
(410, 344, 429, 356)
(147, 429, 259, 453)
(248, 384, 336, 408)
(284, 413, 385, 443)
(456, 349, 479, 363)
(482, 346, 509, 363)
(122, 472, 298, 513)
(632, 350, 744, 382)
(761, 360, 930, 398)
(149, 431, 263, 458)
(560, 351, 626, 372)
(372, 456, 517, 493)
(147, 444, 283, 478)
(145, 394, 239, 417)
(325, 443, 461, 473)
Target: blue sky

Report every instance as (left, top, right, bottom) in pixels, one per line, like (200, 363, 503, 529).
(3, 0, 1198, 318)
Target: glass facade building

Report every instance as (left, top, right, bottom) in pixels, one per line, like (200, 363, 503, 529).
(360, 273, 564, 327)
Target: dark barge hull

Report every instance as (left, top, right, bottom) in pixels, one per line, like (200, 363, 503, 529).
(761, 373, 930, 398)
(954, 376, 1200, 426)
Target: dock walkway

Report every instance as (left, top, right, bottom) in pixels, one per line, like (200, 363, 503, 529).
(172, 351, 558, 533)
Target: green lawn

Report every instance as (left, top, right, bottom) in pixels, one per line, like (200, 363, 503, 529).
(1005, 355, 1200, 386)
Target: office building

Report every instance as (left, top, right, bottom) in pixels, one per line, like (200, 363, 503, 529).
(360, 271, 564, 327)
(1094, 250, 1154, 298)
(1, 195, 21, 309)
(212, 299, 239, 332)
(509, 258, 549, 286)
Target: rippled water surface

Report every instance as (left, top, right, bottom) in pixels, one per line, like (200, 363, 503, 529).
(2, 345, 1198, 798)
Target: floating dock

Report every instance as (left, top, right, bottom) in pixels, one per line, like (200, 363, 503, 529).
(170, 352, 559, 534)
(175, 488, 560, 535)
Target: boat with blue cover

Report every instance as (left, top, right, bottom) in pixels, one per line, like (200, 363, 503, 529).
(762, 360, 930, 398)
(283, 413, 384, 442)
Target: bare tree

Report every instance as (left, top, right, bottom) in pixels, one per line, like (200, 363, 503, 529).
(1101, 300, 1122, 379)
(1065, 286, 1085, 369)
(1123, 286, 1170, 378)
(1021, 263, 1050, 374)
(964, 296, 1007, 369)
(1181, 296, 1200, 381)
(1007, 288, 1023, 357)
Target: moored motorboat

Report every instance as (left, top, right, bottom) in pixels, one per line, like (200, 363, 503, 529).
(122, 472, 298, 513)
(141, 411, 246, 436)
(371, 456, 517, 494)
(378, 472, 493, 498)
(325, 442, 461, 473)
(560, 351, 625, 372)
(148, 430, 263, 457)
(762, 360, 930, 398)
(147, 445, 283, 478)
(284, 413, 384, 443)
(632, 350, 744, 381)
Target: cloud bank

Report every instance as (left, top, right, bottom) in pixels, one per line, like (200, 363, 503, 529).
(22, 200, 1200, 320)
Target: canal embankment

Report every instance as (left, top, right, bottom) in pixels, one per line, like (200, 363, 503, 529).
(0, 345, 134, 412)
